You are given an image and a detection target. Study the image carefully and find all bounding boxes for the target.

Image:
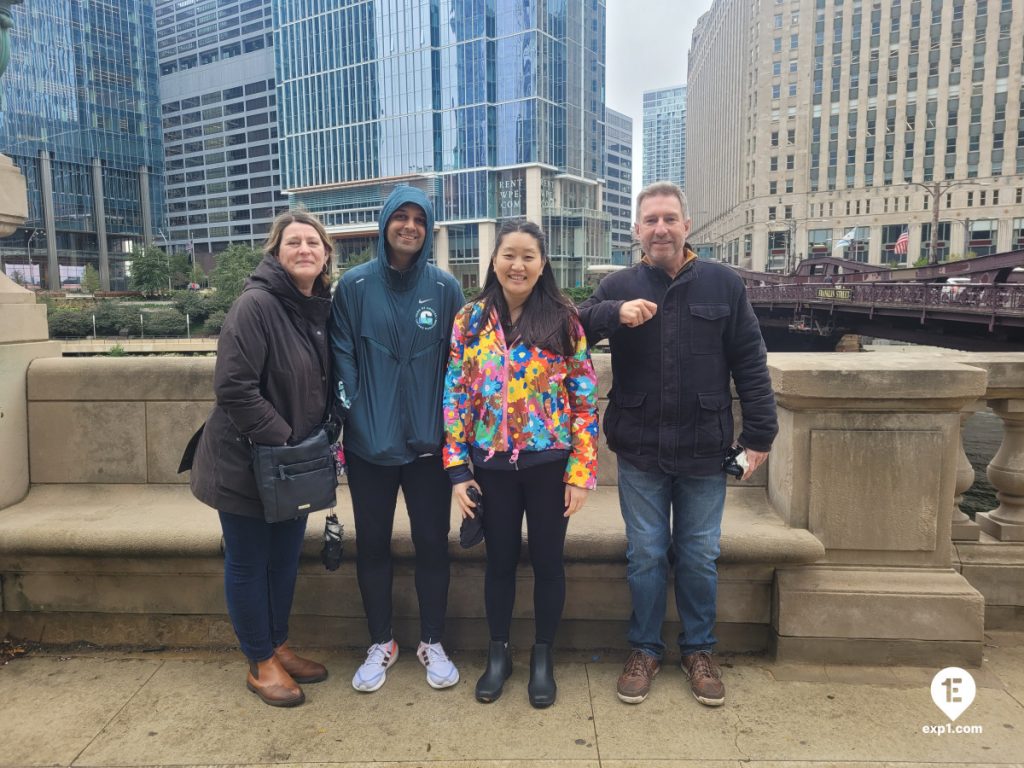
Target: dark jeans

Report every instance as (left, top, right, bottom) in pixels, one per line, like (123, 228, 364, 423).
(346, 452, 452, 645)
(476, 460, 570, 645)
(218, 510, 308, 662)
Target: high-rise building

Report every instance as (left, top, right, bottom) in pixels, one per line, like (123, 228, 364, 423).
(276, 0, 610, 288)
(642, 85, 686, 189)
(155, 0, 287, 268)
(605, 108, 634, 264)
(0, 0, 165, 291)
(688, 0, 1024, 272)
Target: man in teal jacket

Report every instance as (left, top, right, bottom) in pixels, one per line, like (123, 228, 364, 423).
(330, 186, 464, 693)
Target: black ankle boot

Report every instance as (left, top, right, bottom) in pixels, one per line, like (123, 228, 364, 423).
(528, 643, 556, 708)
(476, 640, 513, 703)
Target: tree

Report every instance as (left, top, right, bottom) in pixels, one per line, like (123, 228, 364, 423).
(168, 253, 193, 290)
(82, 264, 100, 294)
(209, 244, 262, 308)
(129, 246, 171, 296)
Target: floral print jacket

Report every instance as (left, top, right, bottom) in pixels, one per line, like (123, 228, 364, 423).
(442, 302, 599, 489)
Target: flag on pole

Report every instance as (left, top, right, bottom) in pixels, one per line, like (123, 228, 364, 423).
(893, 229, 909, 255)
(835, 228, 858, 249)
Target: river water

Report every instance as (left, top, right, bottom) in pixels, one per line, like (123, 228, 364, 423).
(962, 408, 1001, 516)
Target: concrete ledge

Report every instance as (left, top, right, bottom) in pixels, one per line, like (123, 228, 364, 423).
(0, 484, 822, 651)
(0, 484, 823, 565)
(956, 535, 1024, 629)
(773, 565, 986, 665)
(28, 357, 215, 401)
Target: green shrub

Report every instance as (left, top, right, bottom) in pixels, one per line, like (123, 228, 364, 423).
(47, 308, 92, 338)
(142, 309, 188, 337)
(171, 290, 212, 323)
(203, 309, 227, 335)
(107, 344, 125, 357)
(93, 302, 141, 336)
(564, 286, 594, 304)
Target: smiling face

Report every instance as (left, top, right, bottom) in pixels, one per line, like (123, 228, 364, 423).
(276, 222, 327, 295)
(384, 203, 427, 267)
(635, 193, 693, 275)
(492, 230, 544, 309)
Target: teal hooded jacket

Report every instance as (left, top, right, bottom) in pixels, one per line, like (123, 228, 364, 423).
(330, 187, 464, 465)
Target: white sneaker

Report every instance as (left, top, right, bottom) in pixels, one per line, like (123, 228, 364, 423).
(352, 640, 399, 692)
(417, 641, 460, 689)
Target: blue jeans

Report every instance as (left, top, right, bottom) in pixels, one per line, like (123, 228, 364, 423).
(218, 511, 308, 662)
(616, 457, 727, 659)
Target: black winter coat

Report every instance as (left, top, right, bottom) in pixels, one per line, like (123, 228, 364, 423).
(190, 256, 333, 518)
(578, 254, 777, 476)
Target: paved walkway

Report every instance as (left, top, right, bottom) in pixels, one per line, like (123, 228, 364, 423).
(2, 631, 1022, 768)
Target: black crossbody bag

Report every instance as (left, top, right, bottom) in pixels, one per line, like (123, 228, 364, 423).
(251, 414, 340, 523)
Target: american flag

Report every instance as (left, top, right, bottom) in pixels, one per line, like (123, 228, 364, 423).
(893, 229, 909, 255)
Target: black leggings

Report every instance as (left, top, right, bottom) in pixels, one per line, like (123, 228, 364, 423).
(476, 460, 570, 645)
(346, 452, 452, 645)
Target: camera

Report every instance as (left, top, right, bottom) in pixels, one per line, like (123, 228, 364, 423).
(721, 444, 749, 478)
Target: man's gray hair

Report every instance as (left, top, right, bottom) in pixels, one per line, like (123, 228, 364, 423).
(635, 181, 690, 222)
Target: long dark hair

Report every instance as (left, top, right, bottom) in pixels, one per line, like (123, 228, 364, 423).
(477, 220, 579, 358)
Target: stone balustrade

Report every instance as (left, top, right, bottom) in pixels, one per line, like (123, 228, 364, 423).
(2, 279, 1023, 664)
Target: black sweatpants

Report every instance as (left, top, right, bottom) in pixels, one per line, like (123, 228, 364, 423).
(346, 452, 452, 645)
(475, 460, 570, 645)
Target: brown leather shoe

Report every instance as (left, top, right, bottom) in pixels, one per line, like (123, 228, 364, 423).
(274, 641, 328, 684)
(246, 655, 305, 707)
(616, 650, 660, 704)
(681, 650, 725, 706)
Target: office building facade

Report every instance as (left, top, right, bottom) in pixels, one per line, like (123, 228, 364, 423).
(642, 85, 686, 189)
(605, 107, 634, 264)
(276, 0, 610, 288)
(0, 0, 164, 291)
(156, 0, 288, 268)
(688, 0, 1024, 273)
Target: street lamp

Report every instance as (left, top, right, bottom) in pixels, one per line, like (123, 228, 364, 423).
(908, 179, 990, 265)
(157, 228, 172, 290)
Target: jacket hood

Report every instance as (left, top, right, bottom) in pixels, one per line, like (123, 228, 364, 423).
(376, 186, 435, 290)
(245, 254, 332, 307)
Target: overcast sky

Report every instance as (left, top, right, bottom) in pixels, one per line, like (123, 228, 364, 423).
(605, 0, 715, 210)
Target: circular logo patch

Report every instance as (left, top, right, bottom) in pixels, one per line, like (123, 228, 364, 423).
(415, 306, 437, 330)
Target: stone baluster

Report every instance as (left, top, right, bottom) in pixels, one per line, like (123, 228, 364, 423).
(976, 398, 1024, 542)
(960, 355, 1024, 543)
(952, 404, 982, 541)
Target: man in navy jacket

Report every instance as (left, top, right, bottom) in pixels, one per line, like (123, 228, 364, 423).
(331, 186, 464, 693)
(579, 181, 777, 708)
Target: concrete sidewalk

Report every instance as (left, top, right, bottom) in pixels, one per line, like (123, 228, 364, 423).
(2, 632, 1022, 768)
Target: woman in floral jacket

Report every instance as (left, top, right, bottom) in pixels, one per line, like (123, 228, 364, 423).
(443, 220, 598, 709)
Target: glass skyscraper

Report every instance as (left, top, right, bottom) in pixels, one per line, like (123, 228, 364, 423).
(0, 0, 164, 291)
(156, 0, 288, 266)
(604, 107, 633, 264)
(643, 84, 686, 190)
(276, 0, 609, 288)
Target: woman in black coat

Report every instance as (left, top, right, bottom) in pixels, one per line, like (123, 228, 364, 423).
(189, 210, 334, 707)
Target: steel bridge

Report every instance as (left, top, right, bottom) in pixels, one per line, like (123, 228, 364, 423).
(747, 281, 1024, 350)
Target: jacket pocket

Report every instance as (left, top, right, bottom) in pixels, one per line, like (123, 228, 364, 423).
(694, 391, 733, 458)
(689, 303, 730, 355)
(604, 389, 646, 456)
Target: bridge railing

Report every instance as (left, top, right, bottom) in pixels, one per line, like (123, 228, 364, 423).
(748, 282, 1024, 314)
